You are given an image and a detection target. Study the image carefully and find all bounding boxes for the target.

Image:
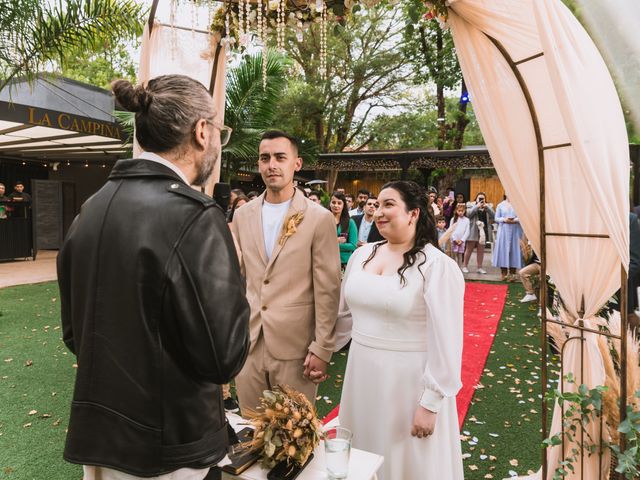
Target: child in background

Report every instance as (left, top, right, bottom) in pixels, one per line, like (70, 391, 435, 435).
(436, 215, 447, 252)
(451, 203, 470, 268)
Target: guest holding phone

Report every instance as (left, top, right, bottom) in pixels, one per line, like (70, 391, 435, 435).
(330, 191, 358, 268)
(462, 192, 495, 274)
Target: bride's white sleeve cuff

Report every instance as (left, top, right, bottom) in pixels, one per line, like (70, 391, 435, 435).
(419, 388, 444, 413)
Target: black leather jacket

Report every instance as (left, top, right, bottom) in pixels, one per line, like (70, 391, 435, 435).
(57, 159, 250, 477)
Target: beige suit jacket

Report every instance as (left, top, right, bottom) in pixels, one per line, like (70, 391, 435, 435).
(231, 190, 341, 363)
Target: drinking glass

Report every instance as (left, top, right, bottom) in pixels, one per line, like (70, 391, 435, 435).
(324, 427, 352, 480)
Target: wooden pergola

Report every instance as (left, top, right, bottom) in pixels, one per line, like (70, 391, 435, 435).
(317, 147, 491, 177)
(319, 145, 640, 203)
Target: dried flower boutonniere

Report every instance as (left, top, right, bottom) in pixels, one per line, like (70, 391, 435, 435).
(278, 211, 305, 246)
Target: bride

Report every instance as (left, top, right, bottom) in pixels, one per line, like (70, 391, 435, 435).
(337, 180, 465, 480)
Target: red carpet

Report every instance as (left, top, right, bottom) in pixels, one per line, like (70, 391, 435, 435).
(456, 282, 508, 427)
(323, 282, 508, 429)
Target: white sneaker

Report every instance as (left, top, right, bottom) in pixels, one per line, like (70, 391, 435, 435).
(477, 268, 487, 274)
(461, 267, 469, 273)
(520, 294, 537, 303)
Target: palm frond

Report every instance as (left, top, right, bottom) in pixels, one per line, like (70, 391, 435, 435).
(0, 0, 146, 91)
(222, 49, 289, 179)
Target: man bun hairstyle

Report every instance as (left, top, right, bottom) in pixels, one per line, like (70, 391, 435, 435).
(111, 75, 213, 153)
(111, 81, 153, 113)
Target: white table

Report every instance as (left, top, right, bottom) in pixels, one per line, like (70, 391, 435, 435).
(220, 414, 383, 480)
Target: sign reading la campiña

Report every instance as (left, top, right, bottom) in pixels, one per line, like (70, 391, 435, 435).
(27, 107, 122, 140)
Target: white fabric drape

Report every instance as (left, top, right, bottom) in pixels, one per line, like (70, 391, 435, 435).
(447, 0, 629, 477)
(135, 22, 227, 190)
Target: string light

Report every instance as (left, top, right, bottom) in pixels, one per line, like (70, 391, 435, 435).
(245, 0, 251, 45)
(257, 0, 263, 48)
(316, 153, 493, 171)
(296, 17, 303, 42)
(277, 0, 285, 50)
(261, 0, 268, 89)
(208, 1, 215, 42)
(191, 0, 196, 38)
(320, 0, 327, 80)
(221, 2, 236, 57)
(170, 0, 177, 60)
(238, 0, 245, 47)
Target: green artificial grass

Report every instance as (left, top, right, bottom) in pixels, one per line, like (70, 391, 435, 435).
(460, 281, 560, 480)
(0, 280, 559, 479)
(0, 281, 349, 479)
(0, 282, 81, 480)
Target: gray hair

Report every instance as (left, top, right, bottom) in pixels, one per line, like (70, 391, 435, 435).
(112, 75, 214, 153)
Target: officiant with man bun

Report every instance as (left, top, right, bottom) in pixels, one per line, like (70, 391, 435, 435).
(58, 74, 250, 480)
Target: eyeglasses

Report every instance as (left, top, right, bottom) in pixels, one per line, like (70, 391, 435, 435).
(204, 119, 233, 147)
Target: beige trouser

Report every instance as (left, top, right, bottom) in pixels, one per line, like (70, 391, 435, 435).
(235, 333, 318, 417)
(519, 262, 541, 294)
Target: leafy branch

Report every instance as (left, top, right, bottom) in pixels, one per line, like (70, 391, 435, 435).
(0, 0, 145, 92)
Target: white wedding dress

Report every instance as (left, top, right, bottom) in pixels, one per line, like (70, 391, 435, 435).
(337, 243, 465, 480)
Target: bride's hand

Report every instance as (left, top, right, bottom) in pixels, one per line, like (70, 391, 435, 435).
(411, 406, 436, 439)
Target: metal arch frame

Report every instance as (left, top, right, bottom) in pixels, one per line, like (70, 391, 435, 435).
(484, 33, 628, 479)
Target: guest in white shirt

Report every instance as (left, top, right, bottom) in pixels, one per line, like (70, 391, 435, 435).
(349, 188, 370, 217)
(352, 196, 383, 245)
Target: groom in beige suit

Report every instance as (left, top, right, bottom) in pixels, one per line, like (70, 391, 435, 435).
(231, 130, 341, 413)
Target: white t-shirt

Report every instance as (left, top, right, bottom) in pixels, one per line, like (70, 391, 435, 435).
(262, 199, 292, 260)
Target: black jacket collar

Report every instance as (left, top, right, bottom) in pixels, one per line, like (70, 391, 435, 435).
(109, 158, 185, 183)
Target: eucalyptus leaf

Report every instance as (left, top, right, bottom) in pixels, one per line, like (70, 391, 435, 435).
(264, 441, 276, 457)
(263, 391, 277, 404)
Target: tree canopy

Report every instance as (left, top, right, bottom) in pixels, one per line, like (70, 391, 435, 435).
(273, 4, 412, 153)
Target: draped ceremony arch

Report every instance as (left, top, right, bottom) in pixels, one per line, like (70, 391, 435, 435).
(137, 0, 632, 477)
(446, 1, 629, 478)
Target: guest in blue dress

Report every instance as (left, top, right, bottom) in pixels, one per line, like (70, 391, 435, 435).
(492, 195, 523, 281)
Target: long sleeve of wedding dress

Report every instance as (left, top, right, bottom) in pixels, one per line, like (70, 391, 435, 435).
(419, 252, 465, 412)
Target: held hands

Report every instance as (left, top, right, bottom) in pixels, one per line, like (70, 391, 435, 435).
(303, 353, 329, 384)
(337, 237, 347, 244)
(411, 405, 437, 439)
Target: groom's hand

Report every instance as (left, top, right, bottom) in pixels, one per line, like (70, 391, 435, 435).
(303, 353, 329, 384)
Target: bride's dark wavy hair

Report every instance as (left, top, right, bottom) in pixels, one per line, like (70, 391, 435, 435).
(363, 181, 438, 286)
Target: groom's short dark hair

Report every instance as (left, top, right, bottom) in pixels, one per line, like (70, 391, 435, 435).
(261, 130, 300, 155)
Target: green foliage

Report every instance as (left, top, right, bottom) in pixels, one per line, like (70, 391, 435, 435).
(0, 0, 145, 92)
(544, 375, 640, 480)
(58, 41, 139, 89)
(223, 50, 289, 166)
(274, 4, 410, 152)
(359, 94, 483, 150)
(543, 374, 607, 480)
(402, 3, 460, 90)
(401, 0, 474, 149)
(609, 392, 640, 479)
